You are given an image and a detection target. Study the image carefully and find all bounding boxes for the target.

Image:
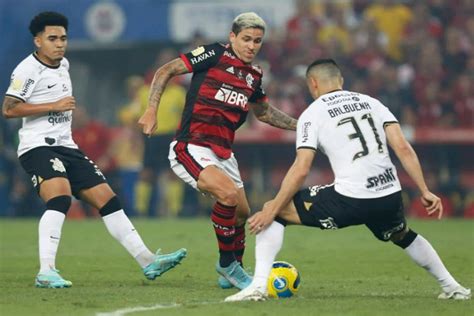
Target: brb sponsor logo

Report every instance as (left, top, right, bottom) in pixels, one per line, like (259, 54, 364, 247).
(214, 83, 248, 108)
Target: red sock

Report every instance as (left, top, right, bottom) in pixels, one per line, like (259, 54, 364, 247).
(211, 202, 236, 267)
(234, 224, 246, 266)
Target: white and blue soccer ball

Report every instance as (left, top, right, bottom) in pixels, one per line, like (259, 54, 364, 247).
(267, 261, 301, 298)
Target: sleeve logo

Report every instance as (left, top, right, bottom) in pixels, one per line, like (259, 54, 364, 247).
(10, 78, 23, 91)
(20, 78, 35, 97)
(191, 46, 205, 56)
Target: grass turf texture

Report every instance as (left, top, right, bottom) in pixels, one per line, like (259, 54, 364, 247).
(0, 218, 472, 316)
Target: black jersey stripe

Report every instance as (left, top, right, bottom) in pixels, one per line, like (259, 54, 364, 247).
(5, 94, 26, 102)
(191, 113, 236, 130)
(188, 133, 232, 149)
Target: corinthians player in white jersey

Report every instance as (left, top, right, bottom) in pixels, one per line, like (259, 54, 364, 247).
(2, 11, 186, 288)
(226, 59, 471, 301)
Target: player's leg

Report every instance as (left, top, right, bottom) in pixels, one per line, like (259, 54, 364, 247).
(78, 182, 186, 279)
(234, 188, 250, 264)
(390, 227, 471, 300)
(366, 191, 470, 300)
(198, 166, 253, 287)
(225, 199, 300, 301)
(217, 187, 250, 289)
(34, 177, 74, 288)
(19, 147, 73, 288)
(226, 184, 341, 301)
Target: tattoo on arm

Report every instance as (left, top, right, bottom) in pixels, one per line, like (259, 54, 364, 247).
(251, 101, 297, 130)
(148, 58, 189, 109)
(2, 97, 21, 118)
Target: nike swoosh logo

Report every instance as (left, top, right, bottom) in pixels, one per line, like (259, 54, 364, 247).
(47, 84, 57, 89)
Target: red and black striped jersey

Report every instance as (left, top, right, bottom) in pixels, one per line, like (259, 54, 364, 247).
(177, 42, 267, 159)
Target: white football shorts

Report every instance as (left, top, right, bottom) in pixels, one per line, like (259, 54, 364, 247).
(168, 140, 244, 190)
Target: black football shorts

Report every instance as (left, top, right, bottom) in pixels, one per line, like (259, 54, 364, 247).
(19, 146, 107, 197)
(293, 184, 406, 241)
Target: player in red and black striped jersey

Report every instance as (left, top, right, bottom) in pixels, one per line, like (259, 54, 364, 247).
(139, 12, 297, 290)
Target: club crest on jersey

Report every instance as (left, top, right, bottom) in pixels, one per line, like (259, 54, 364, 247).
(189, 49, 216, 64)
(214, 84, 248, 108)
(223, 51, 236, 59)
(50, 158, 66, 173)
(245, 73, 254, 88)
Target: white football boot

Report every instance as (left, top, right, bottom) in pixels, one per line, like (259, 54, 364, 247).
(438, 286, 471, 300)
(225, 285, 268, 302)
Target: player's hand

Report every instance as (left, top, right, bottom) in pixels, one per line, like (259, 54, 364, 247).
(248, 201, 277, 234)
(53, 96, 76, 112)
(420, 191, 443, 219)
(138, 107, 157, 136)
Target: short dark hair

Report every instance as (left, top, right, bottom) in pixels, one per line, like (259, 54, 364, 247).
(306, 58, 341, 77)
(29, 11, 68, 36)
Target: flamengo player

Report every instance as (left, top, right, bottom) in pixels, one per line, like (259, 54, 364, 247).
(139, 12, 297, 289)
(2, 11, 186, 288)
(226, 59, 471, 301)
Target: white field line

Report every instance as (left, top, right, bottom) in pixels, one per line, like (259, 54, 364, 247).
(96, 300, 225, 316)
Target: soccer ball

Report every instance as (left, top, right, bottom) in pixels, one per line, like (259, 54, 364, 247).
(267, 261, 300, 298)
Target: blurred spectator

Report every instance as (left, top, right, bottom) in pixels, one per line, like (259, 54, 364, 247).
(363, 0, 413, 60)
(135, 49, 189, 216)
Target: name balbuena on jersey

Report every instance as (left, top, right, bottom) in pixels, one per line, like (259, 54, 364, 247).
(6, 53, 77, 157)
(296, 90, 402, 198)
(179, 43, 267, 159)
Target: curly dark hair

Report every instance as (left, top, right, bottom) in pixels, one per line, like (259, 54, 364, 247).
(29, 11, 68, 36)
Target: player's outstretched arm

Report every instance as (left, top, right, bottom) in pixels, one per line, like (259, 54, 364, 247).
(249, 148, 315, 233)
(385, 123, 443, 219)
(2, 96, 75, 119)
(139, 58, 189, 136)
(250, 101, 297, 130)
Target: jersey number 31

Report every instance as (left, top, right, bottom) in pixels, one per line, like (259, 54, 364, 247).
(337, 113, 383, 161)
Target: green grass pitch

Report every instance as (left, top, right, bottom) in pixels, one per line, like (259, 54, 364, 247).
(0, 218, 472, 316)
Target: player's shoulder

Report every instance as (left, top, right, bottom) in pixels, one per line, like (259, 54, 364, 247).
(60, 57, 70, 69)
(189, 42, 225, 55)
(299, 99, 320, 121)
(12, 54, 40, 74)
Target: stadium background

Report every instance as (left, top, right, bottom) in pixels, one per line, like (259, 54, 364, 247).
(0, 0, 473, 220)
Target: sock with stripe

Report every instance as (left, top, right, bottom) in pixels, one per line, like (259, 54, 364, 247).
(234, 224, 246, 266)
(211, 201, 237, 267)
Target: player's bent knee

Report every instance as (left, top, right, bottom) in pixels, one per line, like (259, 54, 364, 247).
(46, 195, 72, 215)
(218, 188, 239, 206)
(99, 195, 123, 216)
(391, 228, 418, 249)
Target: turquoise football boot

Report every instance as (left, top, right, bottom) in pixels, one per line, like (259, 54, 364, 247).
(143, 248, 187, 280)
(218, 275, 234, 289)
(216, 261, 252, 290)
(35, 269, 72, 288)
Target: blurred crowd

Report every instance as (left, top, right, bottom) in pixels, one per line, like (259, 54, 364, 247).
(1, 0, 473, 218)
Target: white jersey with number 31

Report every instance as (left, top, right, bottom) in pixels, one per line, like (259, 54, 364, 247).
(5, 53, 78, 157)
(296, 90, 402, 198)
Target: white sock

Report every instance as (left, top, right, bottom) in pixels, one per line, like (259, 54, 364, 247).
(252, 221, 285, 291)
(404, 234, 460, 292)
(39, 210, 66, 273)
(102, 210, 154, 268)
